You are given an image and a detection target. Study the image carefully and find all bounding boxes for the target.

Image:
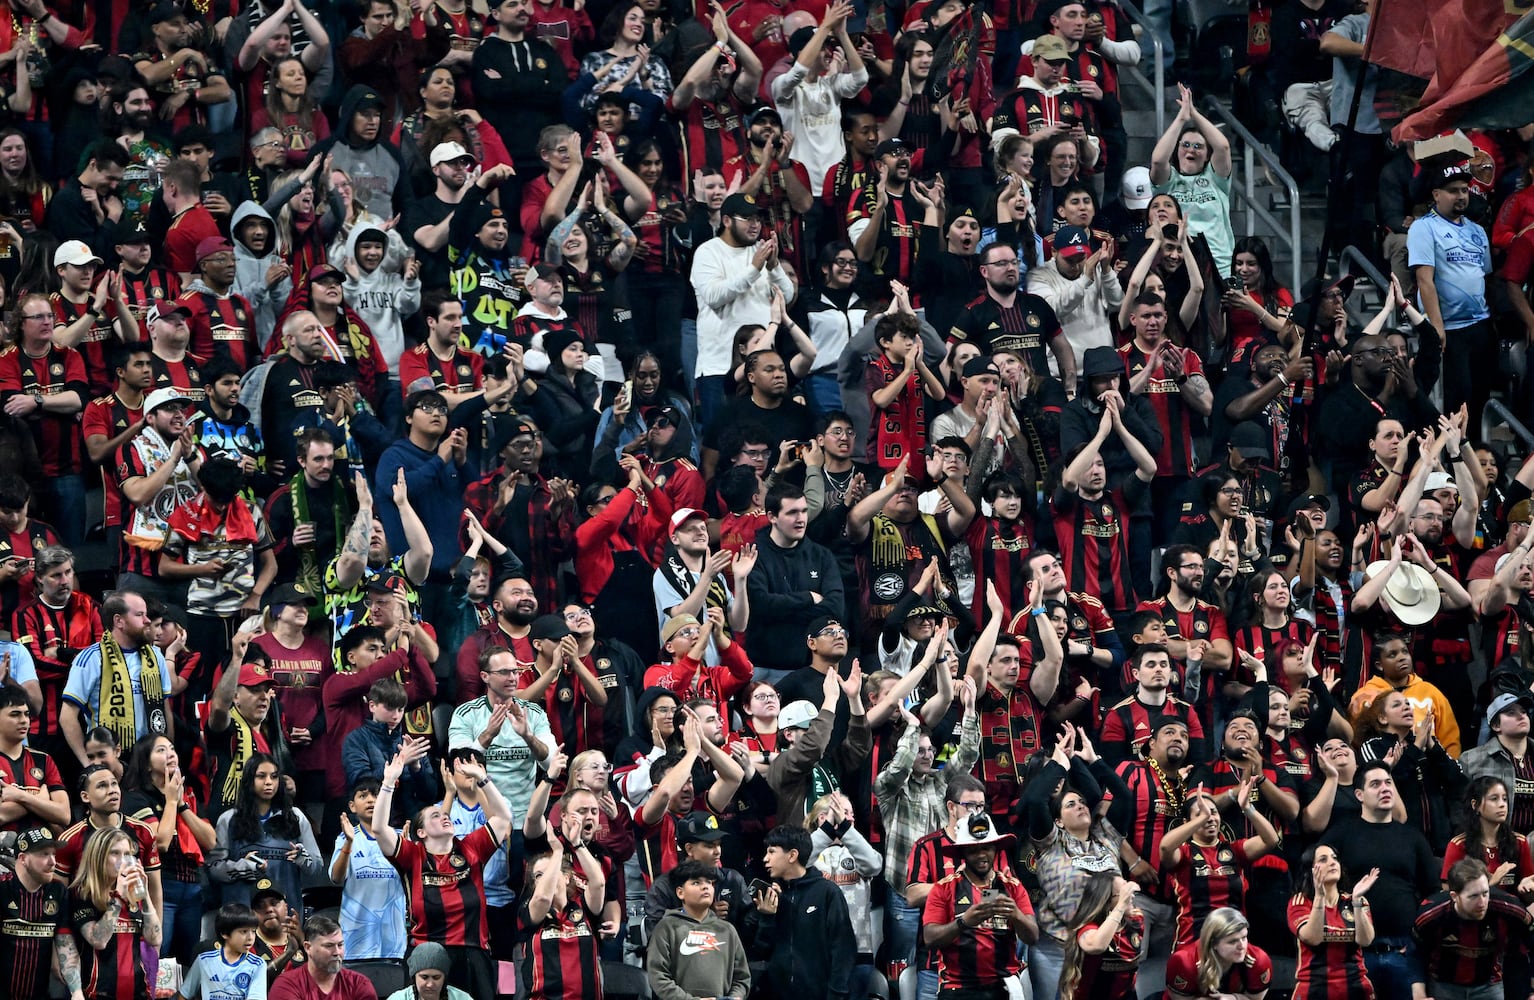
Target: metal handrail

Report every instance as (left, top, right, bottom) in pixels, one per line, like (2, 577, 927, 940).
(1199, 97, 1303, 292)
(1484, 399, 1534, 452)
(1338, 245, 1388, 295)
(1115, 1, 1167, 137)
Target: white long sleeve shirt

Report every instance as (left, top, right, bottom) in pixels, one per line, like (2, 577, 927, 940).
(772, 61, 871, 196)
(1026, 258, 1124, 378)
(689, 237, 796, 378)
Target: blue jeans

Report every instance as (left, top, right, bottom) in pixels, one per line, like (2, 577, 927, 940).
(886, 890, 921, 966)
(1363, 937, 1423, 1000)
(41, 473, 87, 546)
(918, 969, 939, 1000)
(1029, 934, 1066, 1000)
(681, 319, 698, 400)
(160, 877, 203, 966)
(1139, 0, 1175, 71)
(695, 375, 729, 437)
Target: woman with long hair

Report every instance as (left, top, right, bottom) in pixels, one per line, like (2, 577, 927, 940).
(1058, 872, 1143, 1000)
(208, 754, 323, 911)
(269, 155, 342, 279)
(1158, 776, 1279, 948)
(0, 128, 49, 230)
(981, 175, 1042, 283)
(1288, 844, 1378, 1000)
(545, 181, 638, 391)
(1023, 723, 1133, 1000)
(120, 734, 217, 965)
(577, 2, 672, 113)
(1442, 776, 1534, 891)
(1164, 906, 1273, 1000)
(69, 828, 162, 1000)
(624, 139, 691, 393)
(251, 55, 330, 166)
(1220, 235, 1293, 356)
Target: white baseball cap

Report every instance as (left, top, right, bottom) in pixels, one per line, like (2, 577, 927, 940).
(429, 141, 476, 168)
(54, 240, 103, 268)
(1120, 166, 1154, 210)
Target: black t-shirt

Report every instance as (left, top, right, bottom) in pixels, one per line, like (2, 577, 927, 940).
(1319, 814, 1437, 938)
(702, 395, 816, 462)
(404, 193, 458, 291)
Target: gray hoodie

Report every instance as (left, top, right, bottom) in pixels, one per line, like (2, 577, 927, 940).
(231, 201, 293, 352)
(341, 223, 422, 370)
(647, 908, 751, 1000)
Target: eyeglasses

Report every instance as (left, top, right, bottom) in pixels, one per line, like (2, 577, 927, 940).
(740, 448, 771, 459)
(485, 668, 518, 678)
(257, 140, 283, 150)
(815, 625, 847, 638)
(751, 691, 779, 701)
(1179, 141, 1206, 151)
(831, 257, 858, 268)
(1177, 563, 1203, 571)
(564, 607, 593, 619)
(21, 312, 51, 322)
(1217, 487, 1243, 497)
(1414, 513, 1446, 523)
(414, 403, 449, 416)
(982, 257, 1020, 268)
(956, 800, 987, 812)
(823, 427, 855, 438)
(675, 626, 702, 639)
(579, 762, 613, 771)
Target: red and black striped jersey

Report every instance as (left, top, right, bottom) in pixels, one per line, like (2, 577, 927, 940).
(81, 394, 143, 530)
(1072, 913, 1143, 1000)
(1053, 483, 1146, 612)
(519, 891, 603, 1000)
(48, 295, 120, 397)
(948, 293, 1063, 378)
(669, 94, 748, 175)
(149, 352, 206, 403)
(1165, 940, 1273, 997)
(1117, 342, 1205, 478)
(1441, 832, 1534, 888)
(69, 889, 148, 1000)
(906, 827, 1014, 973)
(0, 746, 62, 834)
(387, 825, 500, 949)
(1132, 596, 1230, 712)
(180, 291, 259, 372)
(0, 871, 67, 1000)
(117, 267, 180, 340)
(1414, 887, 1531, 987)
(1168, 839, 1251, 948)
(1113, 760, 1182, 902)
(54, 816, 162, 880)
(399, 343, 485, 398)
(1231, 619, 1313, 687)
(0, 344, 88, 477)
(966, 517, 1035, 625)
(12, 593, 101, 739)
(1288, 894, 1374, 1000)
(977, 671, 1046, 818)
(921, 869, 1034, 990)
(1099, 694, 1204, 765)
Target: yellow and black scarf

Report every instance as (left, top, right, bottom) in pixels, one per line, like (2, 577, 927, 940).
(658, 546, 732, 642)
(220, 709, 270, 807)
(98, 631, 167, 750)
(290, 474, 349, 598)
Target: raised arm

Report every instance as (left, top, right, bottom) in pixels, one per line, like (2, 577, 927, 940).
(372, 738, 433, 857)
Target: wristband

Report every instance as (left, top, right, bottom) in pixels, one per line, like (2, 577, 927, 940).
(380, 784, 396, 793)
(1173, 374, 1188, 386)
(476, 776, 491, 788)
(1276, 374, 1289, 388)
(1030, 607, 1047, 618)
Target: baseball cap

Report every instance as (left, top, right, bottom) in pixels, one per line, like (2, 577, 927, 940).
(778, 701, 818, 730)
(529, 262, 562, 283)
(1301, 273, 1356, 303)
(308, 262, 345, 283)
(113, 218, 152, 246)
(529, 614, 573, 641)
(54, 240, 102, 268)
(1120, 166, 1153, 210)
(366, 572, 411, 596)
(16, 827, 56, 852)
(1487, 691, 1534, 727)
(721, 192, 763, 218)
(1424, 471, 1458, 493)
(874, 137, 910, 158)
(147, 300, 192, 325)
(1032, 34, 1071, 62)
(1508, 499, 1534, 526)
(236, 661, 275, 688)
(1285, 492, 1331, 519)
(962, 357, 1001, 379)
(677, 813, 728, 843)
(195, 237, 234, 263)
(669, 508, 707, 532)
(429, 141, 476, 167)
(148, 3, 185, 23)
(747, 106, 782, 127)
(1054, 225, 1091, 258)
(268, 582, 317, 607)
(143, 387, 190, 413)
(805, 613, 843, 638)
(251, 887, 286, 908)
(1228, 422, 1270, 460)
(660, 614, 701, 646)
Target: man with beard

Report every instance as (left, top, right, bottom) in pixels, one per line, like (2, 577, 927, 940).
(401, 292, 484, 411)
(463, 415, 576, 611)
(1318, 332, 1440, 503)
(1135, 543, 1232, 726)
(269, 916, 376, 1000)
(722, 107, 813, 274)
(161, 159, 221, 282)
(702, 350, 814, 479)
(295, 263, 388, 407)
(133, 6, 231, 133)
(13, 546, 102, 766)
(0, 828, 85, 1000)
(850, 139, 925, 297)
(111, 85, 175, 232)
(669, 6, 763, 176)
(448, 645, 554, 822)
(265, 427, 348, 590)
(61, 590, 174, 764)
(261, 311, 331, 473)
(515, 614, 611, 754)
(407, 142, 475, 292)
(923, 814, 1037, 996)
(1115, 716, 1191, 998)
(954, 225, 1064, 380)
(456, 574, 538, 701)
(472, 0, 568, 180)
(55, 765, 163, 911)
(1319, 761, 1439, 999)
(691, 193, 796, 428)
(1212, 341, 1311, 482)
(146, 299, 205, 403)
(178, 236, 259, 372)
(1399, 488, 1478, 728)
(847, 454, 973, 637)
(654, 508, 754, 667)
(449, 163, 526, 358)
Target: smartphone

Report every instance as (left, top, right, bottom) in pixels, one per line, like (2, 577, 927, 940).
(1223, 276, 1245, 294)
(749, 878, 772, 897)
(982, 888, 1002, 903)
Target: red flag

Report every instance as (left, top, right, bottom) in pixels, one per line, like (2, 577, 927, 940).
(1396, 6, 1534, 140)
(1366, 8, 1437, 79)
(1413, 0, 1522, 107)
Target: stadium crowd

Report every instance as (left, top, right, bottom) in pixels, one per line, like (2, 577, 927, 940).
(0, 0, 1530, 998)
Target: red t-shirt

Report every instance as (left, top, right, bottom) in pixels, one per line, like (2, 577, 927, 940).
(164, 204, 222, 276)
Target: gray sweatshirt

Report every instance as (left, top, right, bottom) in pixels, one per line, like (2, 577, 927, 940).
(647, 909, 751, 1000)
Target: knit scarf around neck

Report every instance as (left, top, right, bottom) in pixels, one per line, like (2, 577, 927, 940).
(98, 630, 166, 750)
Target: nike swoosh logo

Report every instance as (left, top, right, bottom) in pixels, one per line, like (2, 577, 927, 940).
(806, 906, 817, 913)
(679, 943, 705, 955)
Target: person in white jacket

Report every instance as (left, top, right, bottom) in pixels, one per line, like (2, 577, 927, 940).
(341, 224, 422, 425)
(772, 2, 870, 199)
(1026, 225, 1122, 396)
(689, 192, 797, 428)
(805, 790, 883, 998)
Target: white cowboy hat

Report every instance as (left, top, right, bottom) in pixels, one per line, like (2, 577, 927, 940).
(1364, 559, 1442, 627)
